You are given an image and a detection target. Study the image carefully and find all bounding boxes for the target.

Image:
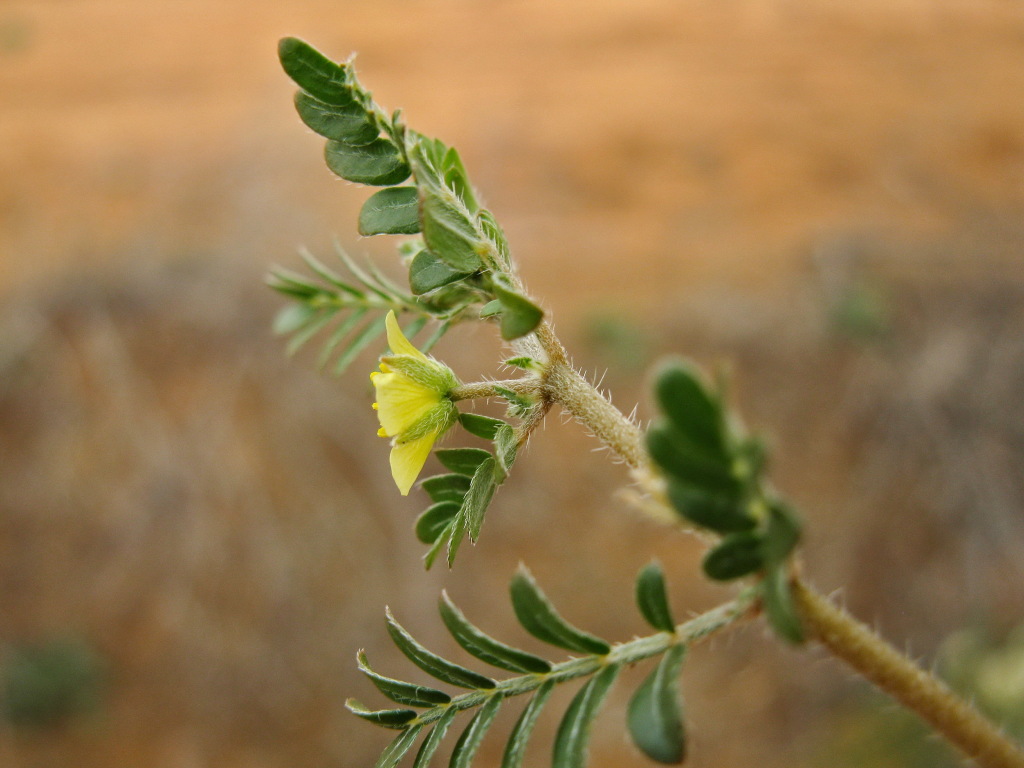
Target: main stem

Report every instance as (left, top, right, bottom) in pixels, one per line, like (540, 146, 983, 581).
(530, 322, 1024, 768)
(793, 580, 1024, 768)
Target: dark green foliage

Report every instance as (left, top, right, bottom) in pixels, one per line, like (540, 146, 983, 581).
(553, 664, 622, 768)
(458, 413, 505, 440)
(439, 592, 552, 674)
(409, 250, 474, 295)
(647, 359, 805, 643)
(359, 186, 421, 236)
(502, 681, 556, 768)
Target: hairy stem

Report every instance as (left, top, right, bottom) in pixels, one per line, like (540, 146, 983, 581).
(409, 592, 757, 727)
(449, 379, 543, 402)
(793, 579, 1024, 768)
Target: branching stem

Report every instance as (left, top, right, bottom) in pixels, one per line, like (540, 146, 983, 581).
(525, 319, 1024, 768)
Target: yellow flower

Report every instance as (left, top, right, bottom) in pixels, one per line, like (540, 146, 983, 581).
(372, 311, 459, 495)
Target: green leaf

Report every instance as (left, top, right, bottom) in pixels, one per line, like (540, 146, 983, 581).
(761, 567, 804, 645)
(449, 694, 503, 768)
(646, 424, 740, 497)
(345, 698, 418, 729)
(420, 190, 484, 272)
(423, 526, 452, 571)
(421, 474, 471, 504)
(510, 567, 611, 656)
(415, 502, 461, 544)
(462, 457, 498, 544)
(435, 448, 493, 477)
(273, 303, 318, 336)
(494, 425, 518, 477)
(446, 458, 498, 567)
(295, 91, 378, 145)
(357, 650, 452, 708)
(477, 209, 511, 267)
(285, 307, 338, 356)
(375, 724, 426, 768)
(762, 500, 801, 567)
(359, 187, 421, 236)
(636, 562, 675, 633)
(409, 250, 474, 295)
(492, 278, 543, 340)
(317, 307, 368, 370)
(501, 680, 556, 768)
(702, 532, 765, 581)
(552, 664, 621, 768)
(333, 313, 388, 374)
(441, 146, 479, 212)
(439, 592, 551, 675)
(412, 707, 459, 768)
(385, 608, 496, 690)
(665, 482, 756, 534)
(458, 413, 506, 440)
(278, 37, 355, 107)
(503, 357, 536, 370)
(479, 299, 502, 318)
(654, 360, 728, 458)
(627, 644, 687, 764)
(325, 138, 410, 186)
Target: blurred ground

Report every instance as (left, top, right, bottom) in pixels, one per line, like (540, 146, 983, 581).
(1, 0, 1023, 766)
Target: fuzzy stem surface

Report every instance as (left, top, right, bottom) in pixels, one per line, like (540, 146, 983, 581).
(793, 579, 1024, 768)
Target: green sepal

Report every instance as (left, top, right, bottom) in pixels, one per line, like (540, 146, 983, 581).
(385, 608, 496, 690)
(665, 482, 756, 534)
(374, 724, 425, 768)
(702, 532, 765, 581)
(501, 680, 556, 768)
(325, 138, 410, 186)
(510, 567, 611, 655)
(412, 707, 458, 768)
(492, 277, 543, 340)
(295, 91, 378, 145)
(379, 354, 457, 393)
(278, 37, 356, 107)
(420, 474, 471, 504)
(345, 698, 418, 729)
(435, 448, 493, 477)
(420, 189, 484, 273)
(635, 561, 676, 633)
(359, 186, 421, 235)
(458, 413, 506, 440)
(439, 592, 552, 674)
(761, 568, 805, 644)
(415, 502, 461, 544)
(449, 694, 503, 768)
(409, 250, 474, 295)
(357, 650, 451, 708)
(627, 644, 687, 764)
(552, 664, 622, 768)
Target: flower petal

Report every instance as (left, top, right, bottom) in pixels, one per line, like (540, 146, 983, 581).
(390, 433, 437, 495)
(385, 310, 427, 360)
(373, 372, 441, 436)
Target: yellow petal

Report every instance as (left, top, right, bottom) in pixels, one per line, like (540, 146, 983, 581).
(372, 372, 440, 436)
(385, 310, 427, 360)
(390, 433, 436, 495)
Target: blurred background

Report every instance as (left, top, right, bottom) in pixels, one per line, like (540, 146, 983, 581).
(2, 0, 1024, 766)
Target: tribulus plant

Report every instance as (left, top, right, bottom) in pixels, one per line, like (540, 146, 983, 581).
(269, 37, 1024, 768)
